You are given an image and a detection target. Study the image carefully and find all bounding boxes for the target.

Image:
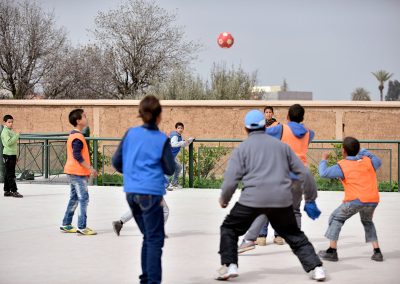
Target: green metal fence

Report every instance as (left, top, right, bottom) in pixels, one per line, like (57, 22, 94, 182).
(187, 139, 400, 191)
(8, 135, 400, 192)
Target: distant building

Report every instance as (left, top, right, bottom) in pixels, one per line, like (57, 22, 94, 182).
(252, 86, 313, 100)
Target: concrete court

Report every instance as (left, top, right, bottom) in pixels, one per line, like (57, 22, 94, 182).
(0, 184, 399, 284)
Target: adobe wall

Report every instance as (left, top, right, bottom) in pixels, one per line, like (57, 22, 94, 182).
(1, 100, 399, 140)
(1, 100, 399, 182)
(0, 100, 400, 140)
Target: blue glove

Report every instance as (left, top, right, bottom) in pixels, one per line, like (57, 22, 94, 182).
(304, 201, 321, 220)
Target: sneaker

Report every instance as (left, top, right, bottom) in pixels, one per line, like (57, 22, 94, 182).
(238, 240, 256, 253)
(273, 236, 285, 245)
(371, 251, 383, 262)
(215, 264, 239, 281)
(318, 250, 338, 262)
(311, 266, 326, 281)
(256, 236, 267, 246)
(4, 191, 13, 197)
(168, 184, 182, 191)
(12, 191, 23, 198)
(77, 227, 97, 235)
(60, 225, 78, 233)
(112, 221, 123, 236)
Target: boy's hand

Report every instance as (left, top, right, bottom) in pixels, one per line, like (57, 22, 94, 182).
(322, 152, 330, 160)
(219, 197, 228, 208)
(90, 167, 98, 177)
(186, 137, 194, 145)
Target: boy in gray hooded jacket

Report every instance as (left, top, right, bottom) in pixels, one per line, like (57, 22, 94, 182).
(216, 110, 325, 282)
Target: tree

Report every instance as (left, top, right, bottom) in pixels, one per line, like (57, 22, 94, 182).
(351, 87, 371, 101)
(385, 80, 400, 101)
(147, 66, 207, 100)
(372, 70, 393, 101)
(0, 0, 66, 99)
(42, 45, 117, 99)
(209, 63, 257, 100)
(92, 0, 200, 99)
(147, 63, 258, 100)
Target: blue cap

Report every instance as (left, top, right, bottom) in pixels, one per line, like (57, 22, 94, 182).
(244, 110, 265, 129)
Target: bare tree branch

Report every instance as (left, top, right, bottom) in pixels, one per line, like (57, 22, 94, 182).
(92, 0, 200, 99)
(0, 0, 67, 99)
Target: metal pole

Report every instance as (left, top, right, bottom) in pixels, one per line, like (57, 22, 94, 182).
(0, 125, 4, 183)
(44, 139, 49, 179)
(189, 142, 194, 188)
(398, 142, 400, 192)
(93, 139, 98, 186)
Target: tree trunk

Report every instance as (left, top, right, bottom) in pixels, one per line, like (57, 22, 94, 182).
(379, 85, 384, 101)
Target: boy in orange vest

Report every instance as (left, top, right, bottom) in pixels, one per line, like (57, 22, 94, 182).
(239, 104, 320, 252)
(318, 136, 383, 261)
(60, 109, 97, 235)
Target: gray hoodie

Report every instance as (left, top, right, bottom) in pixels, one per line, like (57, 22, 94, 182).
(220, 130, 307, 208)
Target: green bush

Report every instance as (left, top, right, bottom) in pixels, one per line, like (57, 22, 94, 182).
(97, 173, 123, 186)
(180, 145, 230, 178)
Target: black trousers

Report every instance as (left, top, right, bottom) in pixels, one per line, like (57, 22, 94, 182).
(3, 154, 18, 192)
(219, 202, 322, 272)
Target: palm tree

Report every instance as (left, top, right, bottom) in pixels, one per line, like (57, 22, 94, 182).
(351, 87, 371, 101)
(372, 70, 393, 101)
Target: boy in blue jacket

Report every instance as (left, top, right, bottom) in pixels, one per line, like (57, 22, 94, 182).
(168, 122, 193, 190)
(112, 96, 175, 284)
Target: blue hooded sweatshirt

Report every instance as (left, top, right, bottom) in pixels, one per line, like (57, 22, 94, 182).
(266, 121, 315, 143)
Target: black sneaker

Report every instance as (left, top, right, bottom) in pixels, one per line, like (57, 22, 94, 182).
(112, 221, 123, 236)
(12, 192, 23, 198)
(318, 250, 339, 261)
(371, 252, 383, 262)
(4, 191, 13, 197)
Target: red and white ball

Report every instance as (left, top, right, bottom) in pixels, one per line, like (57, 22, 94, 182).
(217, 32, 234, 48)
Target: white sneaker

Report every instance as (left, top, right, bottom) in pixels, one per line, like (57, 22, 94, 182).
(215, 263, 239, 281)
(311, 266, 326, 281)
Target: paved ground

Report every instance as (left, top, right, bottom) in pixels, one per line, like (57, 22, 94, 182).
(1, 184, 399, 284)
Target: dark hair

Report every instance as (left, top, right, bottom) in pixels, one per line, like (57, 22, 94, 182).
(3, 114, 13, 122)
(175, 122, 184, 129)
(263, 106, 274, 113)
(288, 104, 304, 123)
(68, 109, 84, 127)
(343, 136, 360, 156)
(139, 95, 162, 124)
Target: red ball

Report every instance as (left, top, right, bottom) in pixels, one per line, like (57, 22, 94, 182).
(217, 32, 234, 48)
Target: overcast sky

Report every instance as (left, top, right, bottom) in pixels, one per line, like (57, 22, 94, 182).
(38, 0, 400, 101)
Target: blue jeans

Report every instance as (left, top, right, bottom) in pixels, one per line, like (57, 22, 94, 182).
(171, 159, 182, 186)
(325, 202, 378, 242)
(62, 175, 89, 229)
(126, 193, 165, 284)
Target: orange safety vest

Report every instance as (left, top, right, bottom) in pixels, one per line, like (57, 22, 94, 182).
(281, 124, 310, 166)
(64, 132, 91, 176)
(338, 157, 379, 203)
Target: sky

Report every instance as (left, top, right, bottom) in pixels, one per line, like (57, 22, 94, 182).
(38, 0, 400, 101)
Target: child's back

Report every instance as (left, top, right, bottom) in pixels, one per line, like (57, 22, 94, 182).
(222, 131, 305, 208)
(318, 137, 383, 262)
